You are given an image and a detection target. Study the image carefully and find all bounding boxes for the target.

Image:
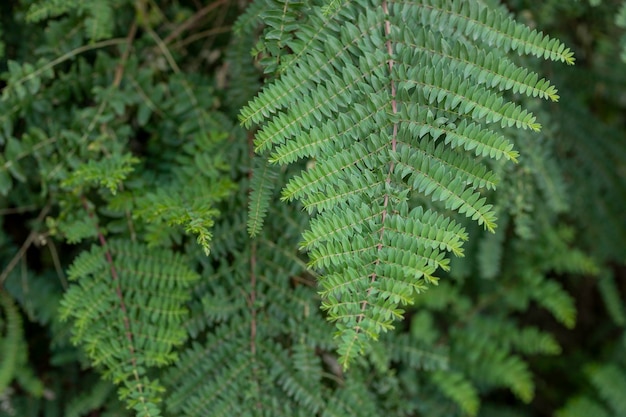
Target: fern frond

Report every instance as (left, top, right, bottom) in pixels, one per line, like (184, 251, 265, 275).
(597, 272, 626, 326)
(132, 126, 235, 255)
(267, 342, 326, 413)
(431, 370, 480, 416)
(406, 1, 575, 64)
(84, 1, 114, 41)
(243, 0, 572, 365)
(135, 185, 225, 255)
(256, 0, 309, 73)
(322, 376, 382, 417)
(225, 35, 263, 114)
(509, 326, 561, 356)
(556, 333, 626, 417)
(477, 215, 506, 279)
(0, 285, 47, 399)
(393, 143, 498, 230)
(587, 363, 626, 415)
(398, 64, 542, 131)
(64, 379, 115, 417)
(454, 334, 535, 403)
(385, 331, 449, 370)
(239, 10, 386, 128)
(25, 0, 76, 22)
(521, 134, 569, 213)
(60, 240, 199, 416)
(233, 0, 271, 36)
(26, 0, 117, 41)
(396, 26, 561, 101)
(164, 322, 250, 414)
(163, 198, 340, 416)
(248, 157, 279, 236)
(526, 273, 577, 328)
(556, 397, 612, 417)
(61, 153, 139, 195)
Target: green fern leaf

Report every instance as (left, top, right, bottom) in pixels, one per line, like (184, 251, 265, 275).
(431, 370, 480, 416)
(61, 153, 139, 195)
(556, 397, 612, 417)
(64, 379, 115, 417)
(60, 240, 199, 416)
(248, 157, 279, 237)
(84, 1, 114, 41)
(598, 272, 626, 326)
(26, 0, 75, 22)
(587, 363, 626, 415)
(527, 273, 577, 328)
(233, 0, 271, 36)
(243, 0, 573, 366)
(26, 0, 117, 41)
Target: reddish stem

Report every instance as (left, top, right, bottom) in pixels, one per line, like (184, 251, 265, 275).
(80, 196, 144, 398)
(247, 132, 262, 410)
(357, 0, 398, 326)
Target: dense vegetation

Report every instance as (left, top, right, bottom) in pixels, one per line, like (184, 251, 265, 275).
(1, 0, 625, 416)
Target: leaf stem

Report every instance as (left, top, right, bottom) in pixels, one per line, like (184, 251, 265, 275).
(0, 203, 51, 286)
(356, 0, 399, 332)
(79, 196, 150, 414)
(163, 0, 230, 45)
(12, 38, 127, 88)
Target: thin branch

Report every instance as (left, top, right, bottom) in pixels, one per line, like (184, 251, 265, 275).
(46, 239, 68, 290)
(128, 76, 165, 118)
(147, 25, 181, 73)
(0, 203, 51, 286)
(0, 205, 38, 216)
(2, 137, 57, 172)
(11, 38, 127, 88)
(80, 196, 148, 410)
(163, 0, 230, 45)
(112, 21, 138, 88)
(172, 25, 232, 50)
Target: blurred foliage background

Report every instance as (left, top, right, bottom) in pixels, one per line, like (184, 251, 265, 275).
(1, 0, 625, 416)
